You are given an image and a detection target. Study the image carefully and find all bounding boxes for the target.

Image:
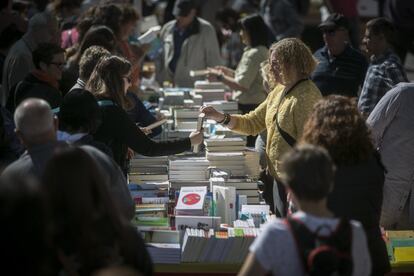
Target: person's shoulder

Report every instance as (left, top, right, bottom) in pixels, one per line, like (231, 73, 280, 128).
(294, 79, 322, 98)
(162, 20, 176, 31)
(197, 17, 215, 33)
(347, 46, 367, 62)
(245, 45, 268, 57)
(197, 17, 213, 27)
(259, 218, 291, 238)
(1, 152, 31, 177)
(313, 46, 326, 57)
(79, 144, 112, 167)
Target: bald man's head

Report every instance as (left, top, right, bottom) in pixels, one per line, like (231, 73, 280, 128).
(14, 98, 57, 147)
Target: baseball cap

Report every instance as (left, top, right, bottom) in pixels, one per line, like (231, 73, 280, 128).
(318, 13, 350, 31)
(173, 0, 197, 17)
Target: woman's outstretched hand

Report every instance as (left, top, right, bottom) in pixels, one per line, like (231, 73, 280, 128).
(200, 105, 225, 122)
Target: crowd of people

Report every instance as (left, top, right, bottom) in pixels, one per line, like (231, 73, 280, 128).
(0, 0, 413, 275)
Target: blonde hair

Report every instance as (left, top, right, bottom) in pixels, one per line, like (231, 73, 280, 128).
(269, 38, 317, 84)
(260, 60, 276, 92)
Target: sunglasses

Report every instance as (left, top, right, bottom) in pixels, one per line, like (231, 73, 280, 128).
(322, 27, 346, 36)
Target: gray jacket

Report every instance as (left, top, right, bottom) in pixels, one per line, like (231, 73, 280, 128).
(367, 82, 414, 228)
(1, 36, 35, 106)
(2, 141, 135, 220)
(156, 17, 223, 88)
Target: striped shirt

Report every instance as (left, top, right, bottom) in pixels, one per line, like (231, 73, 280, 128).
(311, 44, 368, 97)
(358, 49, 408, 116)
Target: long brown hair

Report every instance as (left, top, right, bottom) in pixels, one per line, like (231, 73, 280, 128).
(42, 147, 151, 274)
(301, 95, 375, 165)
(86, 55, 132, 109)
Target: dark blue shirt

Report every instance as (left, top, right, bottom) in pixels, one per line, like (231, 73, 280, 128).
(169, 26, 190, 73)
(311, 44, 368, 97)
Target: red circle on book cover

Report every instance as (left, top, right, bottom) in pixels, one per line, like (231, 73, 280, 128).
(182, 193, 201, 205)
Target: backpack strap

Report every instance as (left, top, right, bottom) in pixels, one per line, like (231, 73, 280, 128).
(285, 216, 316, 273)
(273, 78, 308, 147)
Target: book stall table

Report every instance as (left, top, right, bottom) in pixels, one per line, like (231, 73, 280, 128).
(154, 263, 241, 275)
(153, 263, 414, 276)
(386, 231, 414, 275)
(134, 85, 412, 276)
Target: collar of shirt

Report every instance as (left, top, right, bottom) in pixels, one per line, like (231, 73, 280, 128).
(371, 48, 394, 64)
(173, 17, 199, 37)
(57, 130, 88, 142)
(76, 78, 86, 88)
(322, 43, 352, 62)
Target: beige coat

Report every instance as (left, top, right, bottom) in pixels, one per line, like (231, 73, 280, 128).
(156, 17, 223, 88)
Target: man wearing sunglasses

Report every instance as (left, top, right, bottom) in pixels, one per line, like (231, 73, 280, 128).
(6, 43, 64, 113)
(311, 13, 368, 98)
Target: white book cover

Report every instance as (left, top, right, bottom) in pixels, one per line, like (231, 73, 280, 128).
(176, 186, 207, 212)
(213, 185, 236, 225)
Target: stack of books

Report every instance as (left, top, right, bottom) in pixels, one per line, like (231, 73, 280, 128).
(128, 165, 168, 183)
(203, 100, 239, 114)
(192, 81, 227, 102)
(386, 231, 414, 265)
(206, 149, 260, 178)
(130, 155, 169, 168)
(128, 183, 169, 204)
(161, 89, 185, 106)
(143, 230, 181, 264)
(204, 137, 246, 152)
(133, 203, 169, 231)
(147, 243, 181, 264)
(174, 108, 200, 129)
(244, 149, 261, 178)
(169, 157, 210, 181)
(181, 227, 261, 263)
(206, 152, 246, 176)
(210, 177, 260, 205)
(194, 81, 227, 90)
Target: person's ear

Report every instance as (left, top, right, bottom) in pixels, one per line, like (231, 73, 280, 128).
(53, 115, 59, 132)
(15, 129, 27, 148)
(189, 8, 197, 18)
(39, 61, 48, 71)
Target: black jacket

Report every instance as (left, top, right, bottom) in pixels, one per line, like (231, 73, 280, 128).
(93, 99, 191, 172)
(7, 73, 62, 113)
(328, 154, 390, 275)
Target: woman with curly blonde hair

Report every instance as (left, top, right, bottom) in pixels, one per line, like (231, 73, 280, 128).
(301, 95, 390, 275)
(202, 38, 322, 215)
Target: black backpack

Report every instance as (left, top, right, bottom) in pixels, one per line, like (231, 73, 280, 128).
(287, 217, 353, 276)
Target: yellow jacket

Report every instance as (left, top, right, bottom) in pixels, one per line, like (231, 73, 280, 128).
(232, 80, 322, 179)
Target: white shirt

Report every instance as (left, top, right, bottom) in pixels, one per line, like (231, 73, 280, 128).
(250, 211, 372, 276)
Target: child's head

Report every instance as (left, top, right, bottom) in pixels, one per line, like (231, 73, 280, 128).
(281, 144, 335, 202)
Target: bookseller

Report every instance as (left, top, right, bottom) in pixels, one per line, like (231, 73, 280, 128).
(239, 144, 371, 276)
(202, 38, 322, 216)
